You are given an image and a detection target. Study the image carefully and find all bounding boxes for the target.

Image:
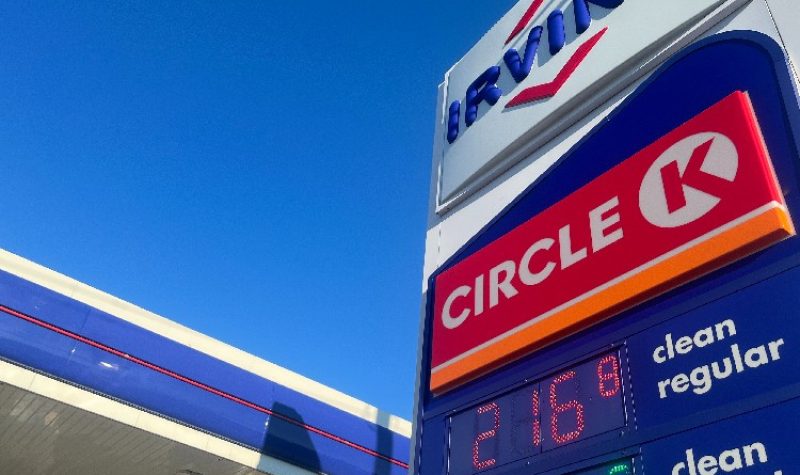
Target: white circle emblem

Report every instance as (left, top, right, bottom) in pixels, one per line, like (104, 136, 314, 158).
(639, 132, 738, 228)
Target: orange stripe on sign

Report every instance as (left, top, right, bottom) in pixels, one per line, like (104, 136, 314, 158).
(430, 204, 794, 393)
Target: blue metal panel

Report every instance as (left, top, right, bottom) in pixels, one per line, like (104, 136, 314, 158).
(627, 266, 800, 430)
(414, 31, 800, 475)
(79, 306, 407, 462)
(65, 340, 269, 447)
(0, 269, 409, 475)
(641, 396, 800, 473)
(0, 307, 78, 378)
(0, 271, 89, 331)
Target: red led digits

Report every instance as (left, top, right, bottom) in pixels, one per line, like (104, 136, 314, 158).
(549, 371, 585, 445)
(451, 352, 626, 475)
(473, 402, 500, 470)
(532, 389, 542, 446)
(597, 354, 621, 398)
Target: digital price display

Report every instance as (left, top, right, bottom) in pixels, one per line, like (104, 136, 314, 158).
(448, 353, 625, 475)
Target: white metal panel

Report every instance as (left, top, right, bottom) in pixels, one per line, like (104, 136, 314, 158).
(766, 0, 800, 83)
(437, 0, 751, 210)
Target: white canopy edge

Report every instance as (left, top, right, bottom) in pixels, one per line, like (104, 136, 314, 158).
(0, 248, 411, 437)
(0, 358, 316, 475)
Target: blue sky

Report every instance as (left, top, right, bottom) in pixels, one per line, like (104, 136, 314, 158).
(0, 1, 517, 419)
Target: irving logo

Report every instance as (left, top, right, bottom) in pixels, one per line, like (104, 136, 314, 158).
(446, 0, 624, 144)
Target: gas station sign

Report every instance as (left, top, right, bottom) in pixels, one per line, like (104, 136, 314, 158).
(414, 1, 800, 474)
(431, 92, 792, 393)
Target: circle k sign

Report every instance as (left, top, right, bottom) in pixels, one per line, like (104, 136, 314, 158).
(429, 91, 795, 394)
(640, 132, 738, 229)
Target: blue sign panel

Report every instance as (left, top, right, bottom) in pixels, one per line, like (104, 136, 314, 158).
(414, 31, 800, 475)
(641, 397, 800, 474)
(627, 266, 800, 430)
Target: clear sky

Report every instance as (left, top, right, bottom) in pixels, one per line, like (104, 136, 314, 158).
(0, 1, 518, 419)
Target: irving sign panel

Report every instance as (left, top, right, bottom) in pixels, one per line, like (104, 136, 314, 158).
(431, 92, 794, 392)
(438, 0, 746, 208)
